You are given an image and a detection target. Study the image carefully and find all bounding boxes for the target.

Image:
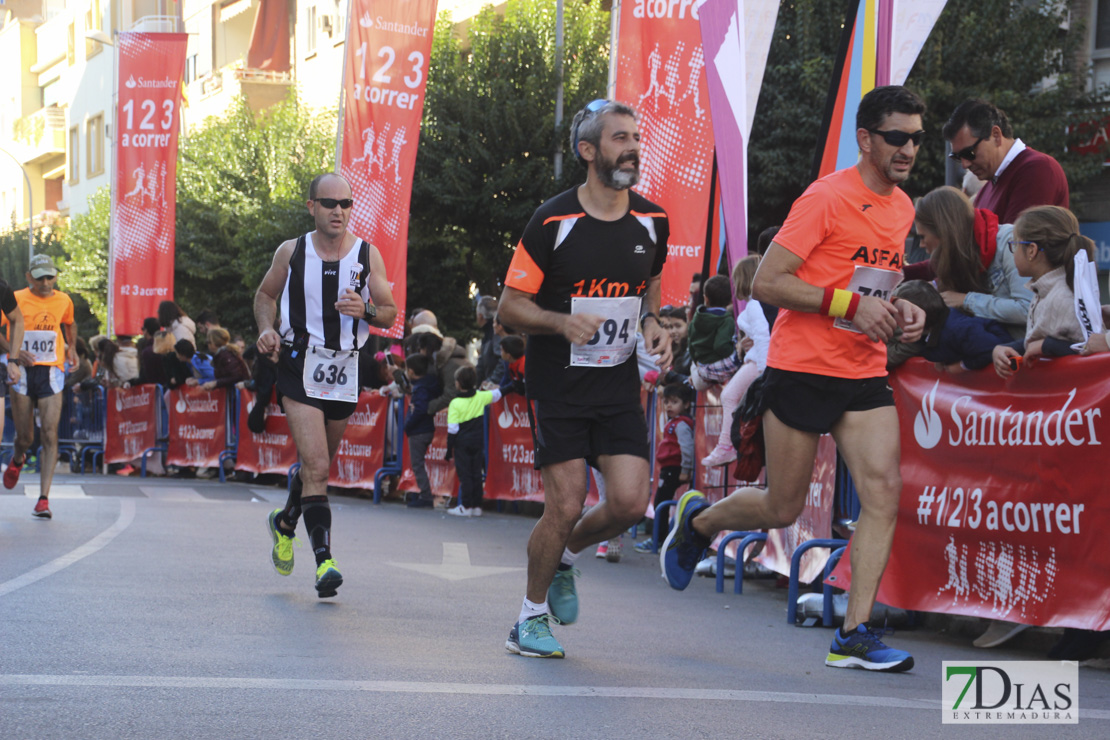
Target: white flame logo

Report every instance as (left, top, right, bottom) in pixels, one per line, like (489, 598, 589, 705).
(360, 12, 373, 27)
(913, 381, 943, 450)
(175, 398, 187, 414)
(125, 75, 137, 89)
(498, 406, 514, 429)
(115, 392, 123, 412)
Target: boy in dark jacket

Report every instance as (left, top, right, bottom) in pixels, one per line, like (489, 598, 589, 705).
(445, 366, 502, 517)
(636, 383, 694, 552)
(403, 353, 442, 509)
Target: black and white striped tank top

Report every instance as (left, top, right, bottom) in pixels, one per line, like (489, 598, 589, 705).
(279, 232, 372, 351)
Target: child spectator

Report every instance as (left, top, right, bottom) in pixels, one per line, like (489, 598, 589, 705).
(687, 275, 738, 391)
(702, 255, 770, 466)
(992, 206, 1095, 378)
(445, 365, 502, 517)
(163, 339, 197, 390)
(497, 334, 526, 396)
(887, 280, 1012, 371)
(403, 353, 441, 510)
(635, 383, 694, 552)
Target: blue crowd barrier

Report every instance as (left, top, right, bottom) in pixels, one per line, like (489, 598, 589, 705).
(715, 531, 768, 595)
(786, 537, 849, 625)
(140, 385, 168, 477)
(218, 388, 239, 483)
(372, 397, 405, 503)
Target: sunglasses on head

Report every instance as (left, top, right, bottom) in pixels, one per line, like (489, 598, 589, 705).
(314, 198, 353, 209)
(948, 136, 987, 162)
(868, 129, 924, 147)
(572, 98, 611, 162)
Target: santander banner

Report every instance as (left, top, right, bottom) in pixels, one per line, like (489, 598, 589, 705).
(615, 2, 717, 308)
(339, 0, 437, 338)
(166, 386, 227, 468)
(399, 406, 458, 496)
(486, 394, 545, 503)
(236, 389, 298, 475)
(328, 392, 387, 488)
(111, 32, 188, 335)
(104, 386, 158, 464)
(830, 357, 1110, 631)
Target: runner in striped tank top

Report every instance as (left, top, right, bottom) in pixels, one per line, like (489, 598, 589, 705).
(254, 173, 397, 598)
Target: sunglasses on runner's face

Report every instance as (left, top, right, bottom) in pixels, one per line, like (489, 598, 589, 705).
(868, 129, 924, 147)
(948, 136, 987, 162)
(314, 198, 353, 209)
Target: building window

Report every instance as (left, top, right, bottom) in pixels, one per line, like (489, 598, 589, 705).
(68, 125, 80, 184)
(333, 0, 346, 44)
(67, 21, 76, 65)
(306, 5, 318, 56)
(184, 54, 198, 85)
(87, 113, 104, 178)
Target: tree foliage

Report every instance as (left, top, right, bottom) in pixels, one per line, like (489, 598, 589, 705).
(408, 0, 611, 336)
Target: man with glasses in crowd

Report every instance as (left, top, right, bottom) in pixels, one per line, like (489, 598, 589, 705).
(4, 254, 76, 520)
(498, 99, 672, 659)
(661, 86, 927, 672)
(255, 173, 397, 598)
(943, 98, 1068, 223)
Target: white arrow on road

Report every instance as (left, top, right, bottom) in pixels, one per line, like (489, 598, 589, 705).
(388, 543, 522, 581)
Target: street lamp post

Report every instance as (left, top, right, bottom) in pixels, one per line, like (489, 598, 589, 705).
(0, 146, 34, 265)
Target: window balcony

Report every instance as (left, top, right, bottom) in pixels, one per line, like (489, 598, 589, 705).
(12, 107, 67, 166)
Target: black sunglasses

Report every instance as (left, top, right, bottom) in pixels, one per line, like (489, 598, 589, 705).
(314, 198, 353, 209)
(868, 129, 924, 147)
(948, 136, 987, 162)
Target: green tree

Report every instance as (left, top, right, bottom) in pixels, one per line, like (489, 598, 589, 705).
(409, 0, 611, 337)
(63, 187, 111, 334)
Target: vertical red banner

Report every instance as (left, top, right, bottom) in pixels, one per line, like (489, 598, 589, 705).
(235, 389, 298, 475)
(339, 0, 437, 338)
(616, 5, 716, 308)
(485, 394, 544, 502)
(111, 32, 188, 335)
(328, 392, 388, 489)
(166, 386, 227, 468)
(103, 386, 158, 464)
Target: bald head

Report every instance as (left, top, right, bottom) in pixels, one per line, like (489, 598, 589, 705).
(412, 310, 438, 329)
(308, 173, 350, 200)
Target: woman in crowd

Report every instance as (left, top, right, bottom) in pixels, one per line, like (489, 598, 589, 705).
(158, 300, 197, 348)
(194, 327, 250, 390)
(910, 186, 1032, 338)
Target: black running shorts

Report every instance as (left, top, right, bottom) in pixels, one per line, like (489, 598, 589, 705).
(276, 345, 357, 421)
(762, 367, 894, 435)
(529, 399, 650, 469)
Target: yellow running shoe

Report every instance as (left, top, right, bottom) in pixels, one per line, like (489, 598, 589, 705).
(315, 559, 343, 598)
(267, 509, 298, 576)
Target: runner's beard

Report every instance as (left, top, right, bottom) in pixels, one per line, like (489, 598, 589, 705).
(597, 152, 640, 190)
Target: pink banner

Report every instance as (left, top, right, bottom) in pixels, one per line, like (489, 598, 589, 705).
(339, 0, 437, 338)
(328, 392, 388, 489)
(111, 32, 188, 335)
(166, 386, 227, 468)
(104, 386, 158, 464)
(829, 357, 1110, 630)
(235, 389, 298, 475)
(616, 4, 717, 308)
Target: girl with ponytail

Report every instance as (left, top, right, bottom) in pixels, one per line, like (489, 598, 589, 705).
(992, 206, 1095, 377)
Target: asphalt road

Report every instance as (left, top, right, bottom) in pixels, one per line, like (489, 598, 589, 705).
(1, 473, 1107, 739)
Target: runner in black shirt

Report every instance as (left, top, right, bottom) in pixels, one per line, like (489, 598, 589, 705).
(499, 100, 672, 658)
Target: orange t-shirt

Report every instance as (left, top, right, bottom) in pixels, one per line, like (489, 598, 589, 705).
(766, 166, 913, 379)
(14, 288, 74, 367)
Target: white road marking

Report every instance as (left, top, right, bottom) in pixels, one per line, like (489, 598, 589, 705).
(0, 499, 136, 597)
(5, 673, 1106, 717)
(23, 484, 88, 499)
(388, 542, 523, 581)
(250, 488, 289, 504)
(139, 486, 208, 502)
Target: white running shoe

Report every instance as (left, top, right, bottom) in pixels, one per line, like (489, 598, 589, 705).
(447, 505, 470, 517)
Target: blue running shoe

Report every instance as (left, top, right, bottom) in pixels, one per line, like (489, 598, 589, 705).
(825, 623, 914, 672)
(547, 568, 580, 625)
(506, 614, 565, 658)
(660, 490, 710, 590)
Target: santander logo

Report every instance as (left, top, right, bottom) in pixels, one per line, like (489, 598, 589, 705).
(913, 381, 943, 450)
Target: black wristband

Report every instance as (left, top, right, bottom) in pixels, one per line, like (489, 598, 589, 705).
(641, 311, 659, 327)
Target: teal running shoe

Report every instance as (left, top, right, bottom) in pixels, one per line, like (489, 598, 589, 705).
(660, 490, 710, 590)
(547, 568, 580, 625)
(826, 623, 914, 672)
(506, 614, 565, 658)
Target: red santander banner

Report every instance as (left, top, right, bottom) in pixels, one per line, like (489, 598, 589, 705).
(616, 3, 717, 308)
(235, 389, 298, 475)
(104, 386, 158, 464)
(166, 386, 227, 468)
(111, 32, 187, 335)
(328, 392, 388, 488)
(830, 357, 1110, 630)
(486, 394, 544, 503)
(339, 0, 437, 338)
(399, 406, 458, 496)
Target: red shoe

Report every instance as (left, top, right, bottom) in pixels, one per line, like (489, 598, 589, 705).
(32, 498, 51, 519)
(3, 458, 24, 489)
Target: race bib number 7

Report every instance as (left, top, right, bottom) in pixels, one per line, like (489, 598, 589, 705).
(303, 346, 360, 403)
(834, 265, 903, 333)
(569, 296, 641, 367)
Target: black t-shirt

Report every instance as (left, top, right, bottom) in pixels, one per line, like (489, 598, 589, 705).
(507, 187, 668, 405)
(0, 278, 16, 316)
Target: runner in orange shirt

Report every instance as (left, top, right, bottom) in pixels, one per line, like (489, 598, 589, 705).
(661, 86, 927, 672)
(4, 254, 78, 519)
